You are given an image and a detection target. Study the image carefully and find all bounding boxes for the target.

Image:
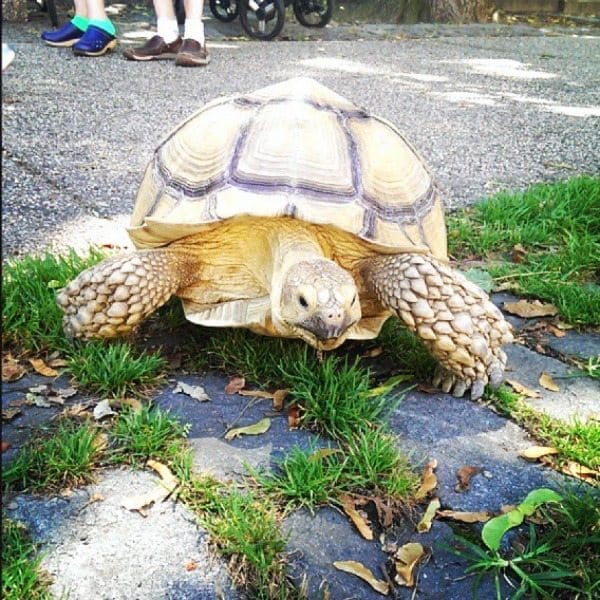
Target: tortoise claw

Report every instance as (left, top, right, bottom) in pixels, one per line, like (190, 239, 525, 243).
(471, 379, 486, 401)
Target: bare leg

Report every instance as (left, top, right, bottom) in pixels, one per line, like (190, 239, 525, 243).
(85, 0, 109, 20)
(361, 253, 513, 399)
(57, 249, 198, 339)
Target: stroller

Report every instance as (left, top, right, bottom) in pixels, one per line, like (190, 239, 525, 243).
(208, 0, 335, 41)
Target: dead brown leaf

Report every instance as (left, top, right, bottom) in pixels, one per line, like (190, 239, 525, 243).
(185, 560, 197, 572)
(456, 465, 482, 492)
(272, 389, 289, 411)
(47, 358, 69, 368)
(372, 496, 395, 529)
(539, 372, 560, 392)
(2, 407, 22, 421)
(121, 460, 179, 515)
(1, 441, 11, 452)
(417, 383, 439, 394)
(518, 446, 558, 460)
(417, 498, 440, 533)
(560, 461, 599, 481)
(92, 433, 109, 453)
(394, 542, 425, 587)
(363, 347, 383, 358)
(116, 397, 143, 412)
(506, 379, 542, 398)
(500, 504, 518, 513)
(333, 561, 389, 595)
(414, 459, 438, 500)
(238, 389, 276, 399)
(2, 356, 26, 382)
(28, 358, 59, 378)
(339, 494, 374, 540)
(547, 324, 566, 338)
(288, 403, 301, 430)
(436, 510, 491, 523)
(503, 299, 558, 319)
(511, 244, 527, 263)
(225, 376, 245, 394)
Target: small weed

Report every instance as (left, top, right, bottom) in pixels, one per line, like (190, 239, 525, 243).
(448, 176, 600, 326)
(67, 341, 167, 397)
(110, 405, 190, 464)
(3, 421, 103, 493)
(179, 477, 293, 598)
(2, 249, 105, 353)
(2, 519, 52, 600)
(453, 487, 600, 599)
(486, 386, 600, 471)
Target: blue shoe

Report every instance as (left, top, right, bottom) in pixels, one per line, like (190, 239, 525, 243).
(41, 22, 85, 47)
(72, 26, 117, 57)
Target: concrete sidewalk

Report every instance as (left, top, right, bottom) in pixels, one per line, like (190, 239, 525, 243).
(2, 7, 599, 600)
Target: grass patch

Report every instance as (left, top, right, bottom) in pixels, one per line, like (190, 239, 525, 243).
(179, 477, 294, 598)
(486, 386, 600, 472)
(448, 176, 600, 326)
(2, 249, 105, 354)
(454, 486, 600, 599)
(67, 341, 167, 397)
(3, 421, 104, 493)
(110, 404, 190, 465)
(2, 519, 52, 600)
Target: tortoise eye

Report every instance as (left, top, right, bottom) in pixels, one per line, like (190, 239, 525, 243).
(351, 295, 357, 305)
(298, 295, 309, 309)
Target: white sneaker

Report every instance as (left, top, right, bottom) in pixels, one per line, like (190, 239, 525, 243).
(2, 43, 16, 71)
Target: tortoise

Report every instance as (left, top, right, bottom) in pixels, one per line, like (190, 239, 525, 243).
(57, 77, 513, 399)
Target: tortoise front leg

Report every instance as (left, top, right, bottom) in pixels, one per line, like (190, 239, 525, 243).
(57, 249, 198, 339)
(361, 253, 513, 399)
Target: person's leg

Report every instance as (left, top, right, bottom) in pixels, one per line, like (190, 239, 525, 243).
(123, 0, 182, 62)
(175, 0, 209, 67)
(72, 0, 117, 56)
(41, 0, 89, 47)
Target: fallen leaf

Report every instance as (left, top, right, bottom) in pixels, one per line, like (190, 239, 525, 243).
(26, 393, 51, 407)
(288, 403, 301, 430)
(93, 399, 116, 420)
(185, 560, 197, 571)
(415, 459, 438, 500)
(372, 497, 395, 529)
(456, 465, 482, 492)
(1, 441, 11, 452)
(416, 498, 440, 533)
(121, 460, 179, 515)
(238, 389, 277, 399)
(506, 379, 542, 398)
(333, 561, 389, 595)
(61, 403, 91, 419)
(539, 372, 560, 392)
(2, 356, 26, 382)
(173, 381, 210, 402)
(2, 407, 22, 421)
(363, 347, 383, 358)
(225, 376, 245, 394)
(56, 386, 77, 399)
(116, 397, 143, 412)
(436, 510, 491, 523)
(554, 320, 574, 331)
(500, 504, 518, 513)
(560, 461, 599, 481)
(224, 417, 271, 440)
(511, 244, 527, 263)
(339, 494, 374, 540)
(47, 358, 69, 368)
(519, 446, 558, 460)
(417, 383, 439, 394)
(272, 389, 288, 411)
(28, 358, 59, 378)
(503, 299, 558, 318)
(394, 542, 425, 587)
(547, 324, 566, 338)
(93, 433, 109, 453)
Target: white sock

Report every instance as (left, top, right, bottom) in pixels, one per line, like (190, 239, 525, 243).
(157, 18, 180, 44)
(184, 19, 205, 45)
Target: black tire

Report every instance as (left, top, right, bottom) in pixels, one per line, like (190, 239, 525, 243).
(239, 0, 285, 41)
(47, 0, 58, 27)
(293, 0, 334, 28)
(174, 0, 186, 26)
(209, 0, 240, 22)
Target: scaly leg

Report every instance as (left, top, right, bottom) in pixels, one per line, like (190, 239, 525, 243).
(361, 253, 513, 399)
(57, 249, 198, 339)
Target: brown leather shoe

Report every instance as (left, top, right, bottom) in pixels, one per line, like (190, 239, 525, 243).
(123, 35, 182, 61)
(174, 38, 210, 67)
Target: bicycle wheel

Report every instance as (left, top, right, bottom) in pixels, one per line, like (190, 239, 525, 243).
(209, 0, 240, 22)
(239, 0, 285, 41)
(293, 0, 334, 28)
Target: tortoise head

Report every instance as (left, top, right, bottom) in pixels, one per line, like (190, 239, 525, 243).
(274, 259, 361, 351)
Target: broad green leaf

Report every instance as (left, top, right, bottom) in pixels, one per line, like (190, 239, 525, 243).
(518, 488, 562, 516)
(482, 511, 525, 552)
(224, 417, 271, 440)
(460, 268, 493, 294)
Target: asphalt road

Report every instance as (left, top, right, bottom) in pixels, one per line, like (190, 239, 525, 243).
(2, 10, 599, 259)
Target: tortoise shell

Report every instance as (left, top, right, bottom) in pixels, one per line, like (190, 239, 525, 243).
(128, 77, 447, 261)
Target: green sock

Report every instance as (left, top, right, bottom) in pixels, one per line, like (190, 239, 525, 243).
(71, 14, 89, 31)
(89, 18, 116, 36)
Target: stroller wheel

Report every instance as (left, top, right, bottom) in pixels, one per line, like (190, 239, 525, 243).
(239, 0, 285, 40)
